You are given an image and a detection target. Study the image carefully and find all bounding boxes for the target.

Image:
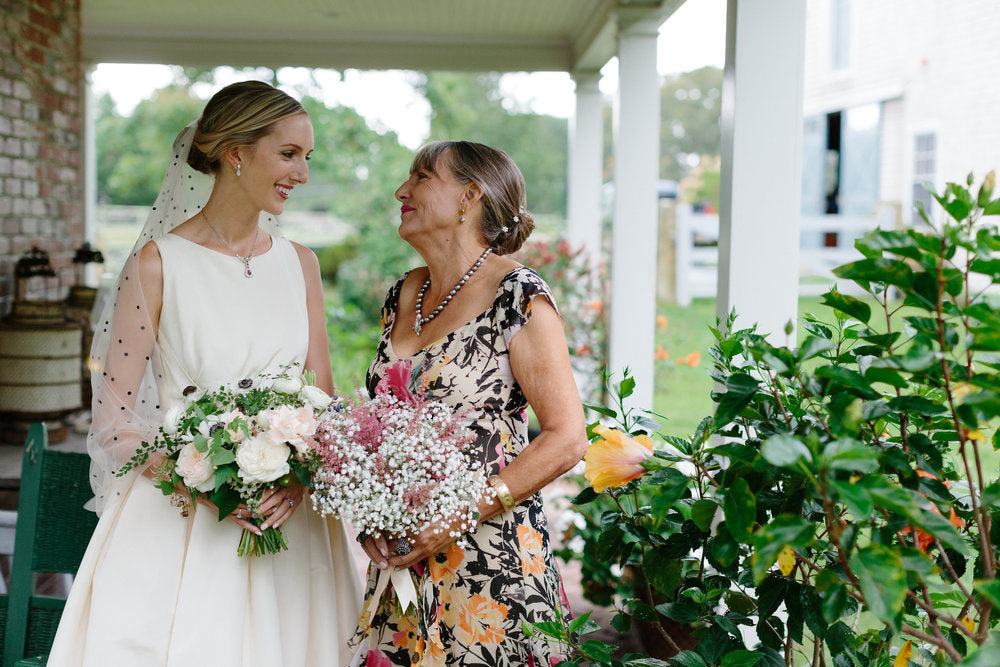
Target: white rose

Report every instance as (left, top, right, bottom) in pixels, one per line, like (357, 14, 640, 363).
(271, 375, 303, 394)
(235, 433, 290, 484)
(300, 385, 333, 411)
(162, 404, 185, 435)
(175, 441, 216, 492)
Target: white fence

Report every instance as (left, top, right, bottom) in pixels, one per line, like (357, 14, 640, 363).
(673, 204, 899, 305)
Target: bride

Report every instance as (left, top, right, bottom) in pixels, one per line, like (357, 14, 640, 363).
(47, 81, 360, 666)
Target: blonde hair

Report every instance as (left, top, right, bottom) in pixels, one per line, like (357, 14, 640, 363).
(187, 81, 306, 175)
(411, 141, 535, 255)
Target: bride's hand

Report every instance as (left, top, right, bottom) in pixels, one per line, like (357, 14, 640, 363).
(187, 493, 262, 535)
(258, 482, 305, 530)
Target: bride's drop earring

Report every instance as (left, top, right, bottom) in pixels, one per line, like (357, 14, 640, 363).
(236, 162, 241, 177)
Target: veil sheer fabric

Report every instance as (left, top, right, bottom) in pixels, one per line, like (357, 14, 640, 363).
(86, 121, 278, 514)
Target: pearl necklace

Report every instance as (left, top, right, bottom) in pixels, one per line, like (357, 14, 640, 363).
(201, 210, 259, 278)
(413, 247, 492, 336)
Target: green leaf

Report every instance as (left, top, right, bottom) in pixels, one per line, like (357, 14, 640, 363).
(961, 633, 1000, 666)
(849, 545, 906, 629)
(724, 478, 757, 542)
(644, 549, 683, 597)
(690, 499, 718, 533)
(709, 527, 740, 568)
(571, 486, 600, 505)
(975, 580, 1000, 608)
(578, 640, 615, 663)
(753, 516, 815, 582)
(829, 479, 873, 521)
(981, 481, 1000, 508)
(597, 524, 626, 562)
(863, 367, 909, 389)
(584, 402, 618, 418)
(799, 586, 828, 639)
(668, 651, 708, 667)
(815, 365, 880, 399)
(798, 336, 834, 361)
(567, 610, 600, 635)
(619, 376, 636, 399)
(761, 434, 812, 468)
(721, 651, 763, 667)
(210, 446, 236, 466)
(714, 373, 761, 427)
(655, 600, 699, 624)
(821, 288, 872, 324)
(822, 438, 880, 473)
(887, 395, 948, 415)
(820, 583, 848, 623)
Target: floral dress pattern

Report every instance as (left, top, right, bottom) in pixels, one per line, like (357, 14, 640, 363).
(350, 266, 572, 666)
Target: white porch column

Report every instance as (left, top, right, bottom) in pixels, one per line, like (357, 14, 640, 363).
(717, 0, 807, 340)
(609, 17, 660, 409)
(566, 71, 604, 262)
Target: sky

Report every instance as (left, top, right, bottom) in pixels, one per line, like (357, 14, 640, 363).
(90, 0, 726, 149)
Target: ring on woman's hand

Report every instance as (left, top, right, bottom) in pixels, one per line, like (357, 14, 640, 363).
(356, 531, 369, 545)
(287, 498, 294, 508)
(393, 538, 413, 556)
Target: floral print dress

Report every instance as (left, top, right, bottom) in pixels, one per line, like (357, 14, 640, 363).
(350, 266, 572, 667)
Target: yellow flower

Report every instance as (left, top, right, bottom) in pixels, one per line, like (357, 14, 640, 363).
(952, 382, 976, 404)
(777, 545, 796, 576)
(584, 425, 654, 492)
(962, 615, 975, 633)
(893, 640, 912, 667)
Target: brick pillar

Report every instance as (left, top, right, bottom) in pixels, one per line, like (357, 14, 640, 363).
(0, 0, 85, 315)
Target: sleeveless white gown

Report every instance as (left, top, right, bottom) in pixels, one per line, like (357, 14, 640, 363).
(48, 234, 361, 666)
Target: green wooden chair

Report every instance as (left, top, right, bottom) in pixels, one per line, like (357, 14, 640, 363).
(0, 422, 98, 667)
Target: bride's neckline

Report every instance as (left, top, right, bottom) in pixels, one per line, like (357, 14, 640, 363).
(166, 231, 276, 260)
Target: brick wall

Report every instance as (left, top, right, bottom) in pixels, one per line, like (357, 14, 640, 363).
(0, 0, 84, 315)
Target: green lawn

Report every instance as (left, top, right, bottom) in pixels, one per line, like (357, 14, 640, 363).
(652, 295, 879, 438)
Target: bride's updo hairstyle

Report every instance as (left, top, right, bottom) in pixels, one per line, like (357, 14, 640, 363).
(187, 80, 306, 175)
(411, 140, 535, 255)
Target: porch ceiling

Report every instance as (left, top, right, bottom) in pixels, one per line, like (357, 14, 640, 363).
(81, 0, 684, 73)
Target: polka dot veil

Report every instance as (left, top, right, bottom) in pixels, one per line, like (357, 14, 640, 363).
(85, 120, 278, 514)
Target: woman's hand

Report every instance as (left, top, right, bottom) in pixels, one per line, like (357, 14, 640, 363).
(258, 482, 305, 530)
(385, 512, 473, 570)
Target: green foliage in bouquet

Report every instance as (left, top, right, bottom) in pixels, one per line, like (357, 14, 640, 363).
(546, 172, 1000, 665)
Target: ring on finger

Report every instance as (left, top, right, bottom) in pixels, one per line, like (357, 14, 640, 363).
(287, 498, 295, 508)
(393, 537, 413, 556)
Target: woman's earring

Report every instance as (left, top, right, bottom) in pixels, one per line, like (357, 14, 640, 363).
(459, 206, 466, 224)
(236, 163, 241, 177)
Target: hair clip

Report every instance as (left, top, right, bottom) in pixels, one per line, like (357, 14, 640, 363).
(501, 226, 509, 233)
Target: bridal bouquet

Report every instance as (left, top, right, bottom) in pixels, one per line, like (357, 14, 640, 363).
(118, 365, 335, 557)
(311, 360, 488, 553)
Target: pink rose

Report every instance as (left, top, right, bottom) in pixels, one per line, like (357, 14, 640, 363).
(258, 405, 318, 453)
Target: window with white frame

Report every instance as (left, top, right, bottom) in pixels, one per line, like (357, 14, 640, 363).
(912, 132, 937, 215)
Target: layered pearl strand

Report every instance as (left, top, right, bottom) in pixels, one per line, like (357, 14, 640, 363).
(413, 247, 492, 335)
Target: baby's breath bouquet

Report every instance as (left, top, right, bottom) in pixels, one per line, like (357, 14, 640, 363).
(311, 359, 487, 551)
(118, 365, 335, 557)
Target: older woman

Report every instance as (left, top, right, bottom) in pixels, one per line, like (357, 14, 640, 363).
(353, 140, 589, 665)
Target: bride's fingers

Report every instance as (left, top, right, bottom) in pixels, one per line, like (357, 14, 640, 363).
(261, 498, 297, 529)
(228, 507, 262, 535)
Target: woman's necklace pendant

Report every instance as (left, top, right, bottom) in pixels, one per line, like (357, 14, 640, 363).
(243, 257, 253, 278)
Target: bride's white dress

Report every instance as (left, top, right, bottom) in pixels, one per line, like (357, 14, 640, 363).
(48, 234, 360, 666)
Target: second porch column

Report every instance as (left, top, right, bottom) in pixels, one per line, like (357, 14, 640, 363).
(717, 0, 807, 339)
(609, 17, 660, 409)
(566, 71, 604, 263)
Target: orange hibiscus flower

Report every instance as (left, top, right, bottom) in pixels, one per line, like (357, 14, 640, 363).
(584, 425, 654, 492)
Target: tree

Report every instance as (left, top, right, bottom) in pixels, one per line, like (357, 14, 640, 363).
(420, 72, 568, 215)
(659, 66, 722, 181)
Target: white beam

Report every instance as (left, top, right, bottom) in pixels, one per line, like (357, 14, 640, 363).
(567, 71, 604, 263)
(609, 17, 661, 408)
(717, 0, 806, 340)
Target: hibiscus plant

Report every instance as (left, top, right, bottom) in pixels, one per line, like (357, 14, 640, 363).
(545, 172, 1000, 666)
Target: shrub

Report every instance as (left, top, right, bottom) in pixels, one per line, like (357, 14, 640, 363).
(539, 172, 1000, 666)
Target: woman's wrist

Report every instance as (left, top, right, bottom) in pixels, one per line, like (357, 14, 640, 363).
(487, 474, 516, 512)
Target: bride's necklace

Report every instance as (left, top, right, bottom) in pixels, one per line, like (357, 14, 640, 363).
(200, 210, 259, 278)
(413, 247, 492, 336)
